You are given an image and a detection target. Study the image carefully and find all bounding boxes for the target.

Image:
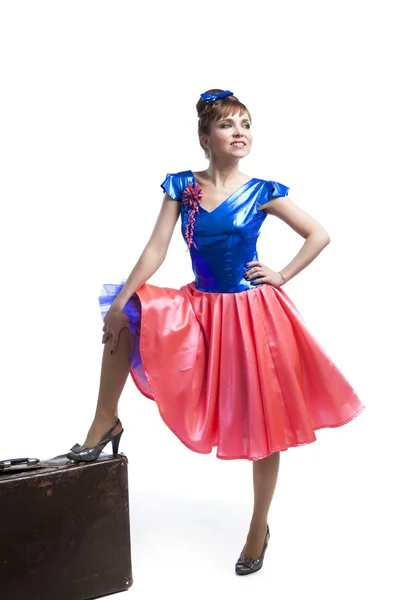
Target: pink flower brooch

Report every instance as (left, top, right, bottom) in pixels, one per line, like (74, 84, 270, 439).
(181, 182, 204, 250)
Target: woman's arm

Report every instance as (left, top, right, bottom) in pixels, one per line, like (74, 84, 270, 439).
(112, 195, 181, 310)
(261, 196, 331, 283)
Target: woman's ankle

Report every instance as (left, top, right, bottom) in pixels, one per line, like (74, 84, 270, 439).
(93, 410, 118, 423)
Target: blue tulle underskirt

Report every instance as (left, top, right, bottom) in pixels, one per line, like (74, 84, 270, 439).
(98, 281, 142, 369)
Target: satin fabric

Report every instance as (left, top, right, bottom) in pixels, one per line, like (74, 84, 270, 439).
(161, 170, 290, 292)
(200, 90, 234, 102)
(98, 170, 365, 460)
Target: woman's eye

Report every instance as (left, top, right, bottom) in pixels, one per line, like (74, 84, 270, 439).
(220, 123, 251, 129)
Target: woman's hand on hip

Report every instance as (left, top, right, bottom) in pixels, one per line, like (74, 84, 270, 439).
(244, 261, 284, 288)
(102, 305, 130, 354)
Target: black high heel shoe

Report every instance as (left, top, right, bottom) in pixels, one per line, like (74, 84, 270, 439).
(66, 418, 124, 463)
(235, 523, 270, 576)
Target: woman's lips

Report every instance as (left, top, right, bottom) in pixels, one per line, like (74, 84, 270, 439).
(231, 141, 246, 147)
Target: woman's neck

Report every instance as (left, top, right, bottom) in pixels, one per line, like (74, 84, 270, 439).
(203, 161, 244, 187)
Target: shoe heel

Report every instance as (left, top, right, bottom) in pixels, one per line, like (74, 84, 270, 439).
(112, 429, 123, 455)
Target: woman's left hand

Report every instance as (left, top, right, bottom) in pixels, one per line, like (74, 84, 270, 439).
(244, 261, 284, 288)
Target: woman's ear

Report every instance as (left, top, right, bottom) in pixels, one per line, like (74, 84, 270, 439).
(200, 135, 210, 150)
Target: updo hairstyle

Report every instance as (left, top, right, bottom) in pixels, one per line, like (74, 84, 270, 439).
(196, 89, 251, 159)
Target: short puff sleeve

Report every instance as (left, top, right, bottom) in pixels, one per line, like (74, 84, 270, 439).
(269, 180, 290, 200)
(160, 173, 181, 202)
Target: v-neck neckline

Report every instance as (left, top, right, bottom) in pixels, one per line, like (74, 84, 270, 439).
(188, 170, 256, 215)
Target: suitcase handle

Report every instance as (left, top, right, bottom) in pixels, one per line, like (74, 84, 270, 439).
(0, 457, 41, 472)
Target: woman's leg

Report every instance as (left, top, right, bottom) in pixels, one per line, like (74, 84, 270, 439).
(82, 327, 132, 447)
(241, 451, 280, 559)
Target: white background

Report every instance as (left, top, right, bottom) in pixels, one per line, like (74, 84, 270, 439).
(0, 1, 399, 598)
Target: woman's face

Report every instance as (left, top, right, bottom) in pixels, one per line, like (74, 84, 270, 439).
(203, 111, 253, 160)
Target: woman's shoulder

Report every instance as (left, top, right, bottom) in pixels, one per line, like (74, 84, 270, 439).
(251, 175, 291, 193)
(162, 170, 193, 186)
(163, 169, 193, 178)
(160, 170, 194, 202)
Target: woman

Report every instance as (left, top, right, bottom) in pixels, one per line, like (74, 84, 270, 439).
(67, 89, 365, 575)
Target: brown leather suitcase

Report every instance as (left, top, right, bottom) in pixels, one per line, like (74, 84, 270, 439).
(0, 453, 133, 600)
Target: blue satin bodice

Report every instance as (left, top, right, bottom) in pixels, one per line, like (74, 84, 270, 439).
(161, 170, 290, 293)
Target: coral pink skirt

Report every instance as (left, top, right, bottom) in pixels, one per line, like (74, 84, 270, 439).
(99, 281, 365, 461)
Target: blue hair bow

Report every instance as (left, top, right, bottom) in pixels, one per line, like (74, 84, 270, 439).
(200, 90, 234, 103)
